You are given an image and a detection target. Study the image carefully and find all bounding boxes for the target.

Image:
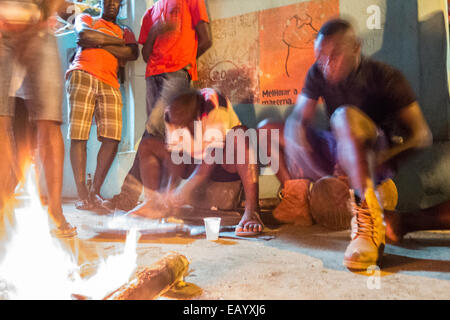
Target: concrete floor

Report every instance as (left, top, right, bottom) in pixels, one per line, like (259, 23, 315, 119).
(61, 202, 450, 300)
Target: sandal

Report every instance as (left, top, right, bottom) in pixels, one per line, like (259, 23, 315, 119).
(51, 223, 77, 239)
(75, 199, 93, 210)
(89, 193, 104, 208)
(235, 212, 264, 237)
(89, 192, 111, 214)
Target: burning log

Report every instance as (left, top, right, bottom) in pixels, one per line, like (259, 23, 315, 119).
(103, 252, 189, 300)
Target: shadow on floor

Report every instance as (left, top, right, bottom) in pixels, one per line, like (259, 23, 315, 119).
(382, 253, 450, 275)
(263, 224, 450, 279)
(63, 203, 450, 281)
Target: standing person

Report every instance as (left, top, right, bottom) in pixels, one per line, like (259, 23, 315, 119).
(0, 0, 76, 237)
(104, 0, 211, 211)
(66, 0, 138, 210)
(265, 19, 432, 270)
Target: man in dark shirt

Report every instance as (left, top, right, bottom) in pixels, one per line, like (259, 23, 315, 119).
(266, 19, 432, 270)
(128, 88, 263, 237)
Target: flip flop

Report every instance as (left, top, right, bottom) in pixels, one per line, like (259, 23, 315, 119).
(235, 227, 262, 237)
(50, 223, 77, 239)
(89, 193, 109, 212)
(235, 214, 264, 237)
(75, 199, 93, 211)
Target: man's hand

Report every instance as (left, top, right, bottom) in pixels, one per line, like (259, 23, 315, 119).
(285, 94, 330, 177)
(153, 20, 177, 37)
(77, 37, 97, 48)
(141, 20, 176, 63)
(376, 102, 432, 166)
(102, 43, 139, 61)
(166, 186, 189, 208)
(195, 20, 211, 57)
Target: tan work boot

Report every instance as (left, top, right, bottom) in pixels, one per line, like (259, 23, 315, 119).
(343, 187, 385, 270)
(273, 179, 313, 226)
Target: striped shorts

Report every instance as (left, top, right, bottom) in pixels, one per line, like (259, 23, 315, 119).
(67, 70, 122, 141)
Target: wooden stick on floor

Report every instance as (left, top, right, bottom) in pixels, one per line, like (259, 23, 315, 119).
(103, 252, 190, 300)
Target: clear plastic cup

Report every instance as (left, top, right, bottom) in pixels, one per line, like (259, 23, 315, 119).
(203, 217, 221, 241)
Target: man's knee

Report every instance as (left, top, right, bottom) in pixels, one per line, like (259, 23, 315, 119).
(138, 138, 153, 159)
(98, 136, 120, 145)
(71, 138, 86, 145)
(138, 149, 159, 167)
(36, 120, 61, 136)
(224, 126, 259, 166)
(227, 125, 255, 150)
(137, 143, 161, 172)
(70, 139, 87, 155)
(257, 119, 284, 150)
(330, 105, 377, 143)
(138, 136, 165, 160)
(35, 121, 63, 152)
(330, 105, 362, 125)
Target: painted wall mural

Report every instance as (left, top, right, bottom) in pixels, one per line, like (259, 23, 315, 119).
(196, 12, 260, 105)
(195, 0, 339, 106)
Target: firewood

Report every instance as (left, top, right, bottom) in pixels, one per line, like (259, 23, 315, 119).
(103, 253, 189, 300)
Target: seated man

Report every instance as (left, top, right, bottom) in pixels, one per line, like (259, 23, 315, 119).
(129, 88, 263, 236)
(103, 0, 212, 212)
(261, 19, 432, 269)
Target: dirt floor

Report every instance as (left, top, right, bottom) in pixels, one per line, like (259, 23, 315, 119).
(54, 202, 450, 299)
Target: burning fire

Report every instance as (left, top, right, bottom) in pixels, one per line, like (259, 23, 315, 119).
(0, 166, 139, 300)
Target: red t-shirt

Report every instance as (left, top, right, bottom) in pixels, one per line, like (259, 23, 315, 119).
(68, 14, 137, 89)
(138, 0, 209, 80)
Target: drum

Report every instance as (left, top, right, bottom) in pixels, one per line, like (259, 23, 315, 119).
(309, 176, 352, 231)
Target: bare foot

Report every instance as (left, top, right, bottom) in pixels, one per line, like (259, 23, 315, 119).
(128, 201, 167, 219)
(384, 210, 405, 244)
(50, 222, 77, 238)
(48, 206, 70, 230)
(235, 210, 264, 236)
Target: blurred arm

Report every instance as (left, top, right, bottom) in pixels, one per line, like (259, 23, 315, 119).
(141, 20, 175, 63)
(285, 94, 330, 177)
(74, 16, 125, 48)
(102, 43, 139, 61)
(377, 101, 432, 165)
(195, 20, 211, 57)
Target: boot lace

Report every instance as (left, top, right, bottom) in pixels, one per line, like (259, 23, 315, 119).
(351, 202, 375, 239)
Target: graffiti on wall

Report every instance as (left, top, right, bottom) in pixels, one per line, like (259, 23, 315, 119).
(282, 14, 318, 78)
(196, 12, 259, 104)
(195, 0, 339, 106)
